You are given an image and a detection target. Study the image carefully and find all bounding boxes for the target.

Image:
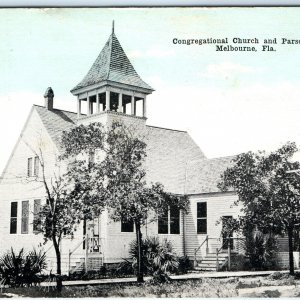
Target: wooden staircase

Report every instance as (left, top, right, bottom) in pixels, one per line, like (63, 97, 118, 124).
(70, 257, 85, 273)
(69, 256, 104, 274)
(194, 252, 229, 271)
(68, 235, 105, 274)
(194, 235, 244, 272)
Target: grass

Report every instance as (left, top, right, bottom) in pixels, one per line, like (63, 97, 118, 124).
(0, 273, 299, 298)
(0, 279, 239, 298)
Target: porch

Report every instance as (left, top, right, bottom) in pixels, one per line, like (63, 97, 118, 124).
(68, 236, 105, 274)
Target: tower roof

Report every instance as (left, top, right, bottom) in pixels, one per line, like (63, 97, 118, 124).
(71, 32, 154, 93)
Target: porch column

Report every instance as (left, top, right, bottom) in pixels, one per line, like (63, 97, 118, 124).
(143, 96, 147, 118)
(77, 96, 81, 118)
(96, 92, 100, 114)
(118, 92, 123, 113)
(131, 95, 135, 115)
(106, 90, 110, 111)
(87, 93, 91, 116)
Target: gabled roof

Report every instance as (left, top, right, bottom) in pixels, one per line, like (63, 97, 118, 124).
(145, 125, 206, 194)
(185, 156, 236, 194)
(33, 106, 234, 195)
(34, 105, 77, 149)
(71, 32, 153, 93)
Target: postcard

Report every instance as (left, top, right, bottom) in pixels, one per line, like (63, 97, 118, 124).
(0, 7, 299, 298)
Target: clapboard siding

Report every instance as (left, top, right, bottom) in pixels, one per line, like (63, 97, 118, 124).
(0, 108, 84, 272)
(104, 210, 185, 263)
(185, 193, 240, 260)
(276, 252, 299, 269)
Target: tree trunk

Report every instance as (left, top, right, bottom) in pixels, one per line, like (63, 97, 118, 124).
(287, 226, 295, 275)
(53, 236, 63, 292)
(135, 221, 144, 283)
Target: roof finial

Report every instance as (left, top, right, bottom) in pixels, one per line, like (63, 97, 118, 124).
(112, 20, 115, 34)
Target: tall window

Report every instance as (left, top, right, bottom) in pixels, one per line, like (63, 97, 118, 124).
(121, 218, 134, 232)
(34, 156, 39, 176)
(197, 202, 207, 234)
(21, 201, 29, 234)
(27, 158, 33, 177)
(33, 199, 41, 232)
(158, 209, 168, 234)
(170, 206, 180, 234)
(10, 202, 18, 234)
(158, 206, 180, 234)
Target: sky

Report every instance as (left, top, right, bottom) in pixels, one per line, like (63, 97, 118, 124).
(1, 7, 300, 173)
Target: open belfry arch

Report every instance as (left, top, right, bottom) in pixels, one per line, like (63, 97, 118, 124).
(71, 21, 154, 119)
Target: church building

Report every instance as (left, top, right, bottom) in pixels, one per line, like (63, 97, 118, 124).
(0, 25, 291, 274)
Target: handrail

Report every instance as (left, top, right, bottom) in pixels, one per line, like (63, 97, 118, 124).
(68, 236, 87, 276)
(194, 235, 208, 267)
(45, 243, 54, 254)
(69, 236, 87, 256)
(215, 237, 245, 271)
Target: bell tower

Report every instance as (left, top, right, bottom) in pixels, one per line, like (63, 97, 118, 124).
(71, 22, 154, 126)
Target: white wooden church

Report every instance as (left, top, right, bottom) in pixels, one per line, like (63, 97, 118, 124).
(0, 25, 291, 274)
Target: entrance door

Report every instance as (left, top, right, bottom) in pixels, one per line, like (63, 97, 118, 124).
(222, 216, 233, 250)
(89, 217, 101, 253)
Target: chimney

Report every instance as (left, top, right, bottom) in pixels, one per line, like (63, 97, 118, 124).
(44, 87, 54, 110)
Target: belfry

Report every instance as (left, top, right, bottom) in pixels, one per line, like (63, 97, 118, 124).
(71, 22, 154, 120)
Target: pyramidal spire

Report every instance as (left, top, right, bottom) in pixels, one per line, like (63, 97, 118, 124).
(71, 25, 153, 93)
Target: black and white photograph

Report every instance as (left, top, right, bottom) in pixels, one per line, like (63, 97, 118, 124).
(0, 7, 300, 297)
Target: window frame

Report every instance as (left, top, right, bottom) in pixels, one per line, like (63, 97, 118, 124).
(21, 200, 29, 234)
(34, 156, 39, 177)
(10, 202, 18, 234)
(27, 157, 33, 177)
(158, 209, 169, 234)
(121, 218, 134, 233)
(158, 206, 181, 235)
(197, 202, 207, 234)
(33, 199, 41, 233)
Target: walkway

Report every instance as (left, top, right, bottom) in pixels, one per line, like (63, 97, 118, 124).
(40, 270, 289, 287)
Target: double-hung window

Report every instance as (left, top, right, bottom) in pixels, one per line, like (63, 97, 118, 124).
(197, 202, 207, 234)
(33, 199, 41, 232)
(121, 218, 134, 232)
(34, 156, 39, 176)
(10, 202, 18, 234)
(158, 206, 180, 234)
(27, 156, 39, 177)
(21, 201, 29, 234)
(27, 158, 33, 177)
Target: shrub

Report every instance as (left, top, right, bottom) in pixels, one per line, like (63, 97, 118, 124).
(244, 231, 278, 270)
(0, 248, 47, 287)
(230, 254, 248, 271)
(177, 255, 192, 274)
(114, 260, 134, 276)
(129, 237, 179, 282)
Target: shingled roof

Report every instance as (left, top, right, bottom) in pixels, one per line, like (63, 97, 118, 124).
(34, 105, 77, 149)
(145, 126, 206, 194)
(71, 32, 153, 92)
(185, 156, 236, 194)
(34, 105, 233, 195)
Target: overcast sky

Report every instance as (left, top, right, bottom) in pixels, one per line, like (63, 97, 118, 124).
(1, 7, 300, 173)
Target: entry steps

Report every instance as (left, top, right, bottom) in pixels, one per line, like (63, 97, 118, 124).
(195, 252, 229, 271)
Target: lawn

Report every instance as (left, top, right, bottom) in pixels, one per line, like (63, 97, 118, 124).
(0, 273, 299, 298)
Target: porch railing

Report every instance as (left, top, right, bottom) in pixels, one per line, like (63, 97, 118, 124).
(194, 236, 245, 270)
(68, 235, 105, 275)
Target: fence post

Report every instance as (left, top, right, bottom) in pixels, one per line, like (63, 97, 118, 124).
(85, 235, 88, 273)
(68, 249, 71, 277)
(227, 238, 231, 271)
(216, 249, 219, 271)
(206, 236, 209, 254)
